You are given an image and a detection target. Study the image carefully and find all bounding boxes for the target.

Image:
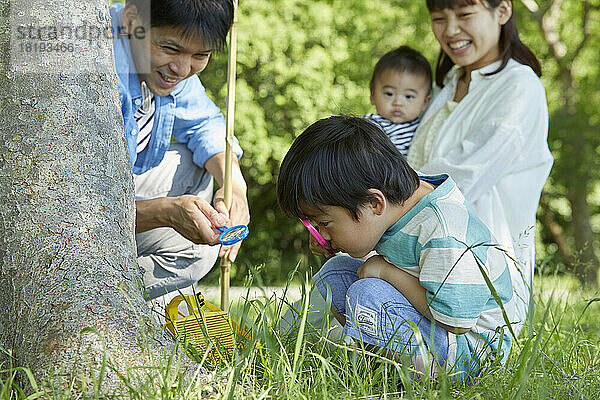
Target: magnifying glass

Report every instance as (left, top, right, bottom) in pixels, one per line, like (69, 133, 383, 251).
(215, 224, 249, 245)
(299, 218, 335, 255)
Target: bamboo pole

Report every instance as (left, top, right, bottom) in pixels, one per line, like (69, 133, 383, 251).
(220, 0, 238, 311)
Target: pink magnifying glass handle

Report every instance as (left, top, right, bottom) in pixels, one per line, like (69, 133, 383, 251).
(299, 218, 335, 255)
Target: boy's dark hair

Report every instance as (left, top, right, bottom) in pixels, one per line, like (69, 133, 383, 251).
(426, 0, 542, 86)
(277, 116, 420, 221)
(369, 46, 433, 93)
(126, 0, 234, 51)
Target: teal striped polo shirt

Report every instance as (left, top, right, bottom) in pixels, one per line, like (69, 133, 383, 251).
(376, 174, 517, 378)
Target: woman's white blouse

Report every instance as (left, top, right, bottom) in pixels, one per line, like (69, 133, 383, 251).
(407, 59, 554, 328)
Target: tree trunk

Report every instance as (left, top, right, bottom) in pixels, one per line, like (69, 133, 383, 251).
(0, 0, 164, 388)
(538, 194, 574, 265)
(568, 175, 598, 285)
(560, 69, 599, 286)
(525, 0, 600, 287)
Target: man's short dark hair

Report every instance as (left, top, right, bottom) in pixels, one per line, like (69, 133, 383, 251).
(369, 46, 433, 93)
(126, 0, 234, 50)
(277, 116, 420, 221)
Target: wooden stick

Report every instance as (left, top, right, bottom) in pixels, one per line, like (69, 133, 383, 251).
(220, 0, 238, 311)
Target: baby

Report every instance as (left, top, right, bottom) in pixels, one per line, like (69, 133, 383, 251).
(365, 46, 432, 156)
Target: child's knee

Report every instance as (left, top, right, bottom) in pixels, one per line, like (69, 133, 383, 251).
(345, 278, 412, 338)
(314, 255, 361, 281)
(313, 255, 362, 313)
(345, 278, 389, 310)
(345, 278, 386, 326)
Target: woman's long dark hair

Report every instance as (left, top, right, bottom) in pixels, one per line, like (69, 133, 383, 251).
(427, 0, 541, 87)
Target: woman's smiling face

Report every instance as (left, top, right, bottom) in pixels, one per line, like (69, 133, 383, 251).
(429, 0, 511, 73)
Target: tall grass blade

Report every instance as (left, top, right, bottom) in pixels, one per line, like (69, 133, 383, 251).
(510, 295, 553, 399)
(471, 245, 518, 343)
(407, 320, 431, 383)
(577, 296, 600, 323)
(291, 273, 311, 380)
(79, 326, 107, 396)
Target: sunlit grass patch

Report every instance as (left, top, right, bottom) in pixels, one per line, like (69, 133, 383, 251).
(1, 272, 599, 399)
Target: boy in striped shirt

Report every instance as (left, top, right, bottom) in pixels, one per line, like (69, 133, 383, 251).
(277, 116, 520, 382)
(366, 46, 432, 156)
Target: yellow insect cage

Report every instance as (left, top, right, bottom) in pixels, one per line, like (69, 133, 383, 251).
(165, 293, 237, 367)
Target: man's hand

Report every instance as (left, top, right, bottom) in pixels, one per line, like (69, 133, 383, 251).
(212, 181, 250, 262)
(205, 152, 250, 262)
(135, 195, 229, 245)
(170, 195, 230, 245)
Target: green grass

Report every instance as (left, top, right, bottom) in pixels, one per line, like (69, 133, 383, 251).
(2, 272, 600, 399)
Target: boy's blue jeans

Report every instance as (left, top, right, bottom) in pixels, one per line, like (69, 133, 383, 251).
(314, 255, 449, 367)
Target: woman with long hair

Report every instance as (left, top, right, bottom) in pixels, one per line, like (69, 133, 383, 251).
(408, 0, 553, 335)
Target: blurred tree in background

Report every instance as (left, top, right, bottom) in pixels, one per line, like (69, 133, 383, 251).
(110, 0, 599, 286)
(518, 0, 600, 285)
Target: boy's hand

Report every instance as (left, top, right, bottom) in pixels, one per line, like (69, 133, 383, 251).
(309, 234, 335, 258)
(357, 255, 388, 279)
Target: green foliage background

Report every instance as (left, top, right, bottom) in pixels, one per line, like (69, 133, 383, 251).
(112, 0, 600, 285)
(198, 0, 598, 285)
(199, 0, 600, 285)
(201, 0, 435, 284)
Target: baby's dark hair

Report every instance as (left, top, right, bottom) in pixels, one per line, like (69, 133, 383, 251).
(369, 46, 433, 94)
(277, 116, 420, 221)
(126, 0, 234, 51)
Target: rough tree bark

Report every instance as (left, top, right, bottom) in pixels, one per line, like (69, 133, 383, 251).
(0, 0, 166, 388)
